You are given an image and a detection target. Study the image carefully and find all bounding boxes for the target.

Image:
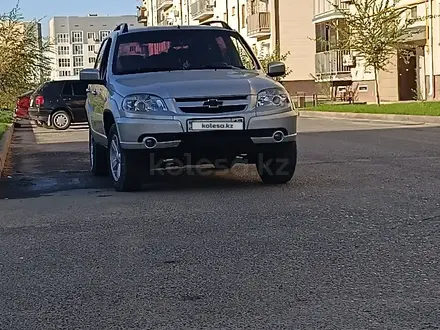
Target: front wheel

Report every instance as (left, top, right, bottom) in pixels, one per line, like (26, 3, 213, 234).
(256, 141, 297, 184)
(108, 124, 143, 192)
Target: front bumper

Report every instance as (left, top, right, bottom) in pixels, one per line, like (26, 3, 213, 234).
(117, 110, 298, 150)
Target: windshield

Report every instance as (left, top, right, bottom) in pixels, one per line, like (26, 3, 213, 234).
(112, 29, 259, 75)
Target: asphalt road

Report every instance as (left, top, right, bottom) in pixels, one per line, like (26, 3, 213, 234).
(1, 118, 440, 329)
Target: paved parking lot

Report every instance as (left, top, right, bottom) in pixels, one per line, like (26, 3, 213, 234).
(1, 118, 440, 329)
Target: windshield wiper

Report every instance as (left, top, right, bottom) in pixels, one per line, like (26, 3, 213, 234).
(117, 67, 182, 75)
(197, 63, 246, 70)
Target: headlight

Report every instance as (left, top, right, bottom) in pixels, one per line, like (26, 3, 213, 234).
(122, 94, 168, 113)
(257, 88, 290, 108)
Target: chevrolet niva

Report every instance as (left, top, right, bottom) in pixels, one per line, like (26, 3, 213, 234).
(80, 21, 298, 191)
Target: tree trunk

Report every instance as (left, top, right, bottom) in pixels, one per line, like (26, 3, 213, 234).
(374, 66, 381, 106)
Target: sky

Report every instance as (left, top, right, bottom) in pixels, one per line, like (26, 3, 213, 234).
(1, 0, 140, 36)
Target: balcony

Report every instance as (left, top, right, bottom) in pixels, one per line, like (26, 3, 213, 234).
(313, 0, 349, 24)
(137, 7, 148, 24)
(158, 18, 173, 26)
(191, 0, 215, 21)
(247, 12, 271, 38)
(315, 49, 353, 81)
(157, 0, 173, 11)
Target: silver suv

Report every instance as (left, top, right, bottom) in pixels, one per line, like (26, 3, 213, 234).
(80, 21, 298, 191)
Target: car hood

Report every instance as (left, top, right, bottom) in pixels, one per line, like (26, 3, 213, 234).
(110, 69, 283, 99)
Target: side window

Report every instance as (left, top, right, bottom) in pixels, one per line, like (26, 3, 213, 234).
(94, 40, 107, 70)
(99, 38, 112, 79)
(62, 83, 73, 96)
(72, 82, 88, 96)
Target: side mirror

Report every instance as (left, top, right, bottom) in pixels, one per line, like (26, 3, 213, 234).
(79, 68, 103, 83)
(267, 61, 286, 78)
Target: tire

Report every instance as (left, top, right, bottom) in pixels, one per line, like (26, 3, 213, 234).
(51, 110, 71, 130)
(256, 141, 297, 184)
(89, 130, 108, 176)
(107, 124, 143, 192)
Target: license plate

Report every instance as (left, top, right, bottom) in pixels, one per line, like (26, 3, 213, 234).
(188, 118, 244, 131)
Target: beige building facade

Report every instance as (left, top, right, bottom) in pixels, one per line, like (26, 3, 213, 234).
(137, 0, 317, 95)
(313, 0, 440, 102)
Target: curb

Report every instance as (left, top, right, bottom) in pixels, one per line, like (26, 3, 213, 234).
(299, 110, 440, 124)
(0, 124, 14, 177)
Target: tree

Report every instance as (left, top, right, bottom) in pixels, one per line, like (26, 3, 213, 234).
(258, 45, 292, 81)
(326, 0, 428, 105)
(240, 43, 292, 81)
(0, 3, 52, 109)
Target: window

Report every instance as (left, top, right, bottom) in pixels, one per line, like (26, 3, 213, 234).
(73, 68, 83, 76)
(89, 57, 96, 64)
(71, 31, 83, 43)
(99, 39, 112, 78)
(58, 58, 71, 68)
(129, 46, 136, 52)
(58, 46, 69, 55)
(57, 33, 69, 44)
(72, 82, 88, 96)
(113, 30, 258, 75)
(224, 13, 227, 22)
(88, 45, 95, 52)
(94, 40, 107, 70)
(241, 4, 246, 28)
(232, 6, 236, 16)
(87, 32, 96, 40)
(99, 30, 110, 41)
(73, 56, 84, 67)
(62, 83, 73, 95)
(58, 70, 71, 77)
(73, 44, 83, 55)
(410, 6, 417, 19)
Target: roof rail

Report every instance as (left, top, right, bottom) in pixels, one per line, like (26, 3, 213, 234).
(114, 23, 129, 33)
(200, 20, 233, 30)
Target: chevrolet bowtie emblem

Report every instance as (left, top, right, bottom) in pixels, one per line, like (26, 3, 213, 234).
(203, 99, 223, 108)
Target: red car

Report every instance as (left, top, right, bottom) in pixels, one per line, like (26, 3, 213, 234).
(13, 90, 33, 123)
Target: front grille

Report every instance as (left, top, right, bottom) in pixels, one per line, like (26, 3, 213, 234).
(175, 95, 249, 114)
(179, 105, 246, 114)
(174, 95, 248, 102)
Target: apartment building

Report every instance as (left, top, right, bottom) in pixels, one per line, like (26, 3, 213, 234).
(48, 15, 143, 80)
(313, 0, 439, 102)
(137, 0, 317, 95)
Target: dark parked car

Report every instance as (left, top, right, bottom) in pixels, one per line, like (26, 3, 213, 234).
(28, 80, 88, 130)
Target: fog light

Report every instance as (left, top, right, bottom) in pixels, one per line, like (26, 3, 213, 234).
(273, 131, 284, 142)
(144, 137, 157, 149)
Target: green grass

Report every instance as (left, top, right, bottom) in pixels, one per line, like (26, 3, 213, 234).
(0, 123, 8, 139)
(305, 101, 440, 116)
(0, 110, 13, 140)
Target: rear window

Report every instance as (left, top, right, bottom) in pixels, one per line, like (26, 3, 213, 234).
(35, 81, 62, 95)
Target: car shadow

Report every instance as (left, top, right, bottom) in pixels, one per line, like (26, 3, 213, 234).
(1, 123, 440, 199)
